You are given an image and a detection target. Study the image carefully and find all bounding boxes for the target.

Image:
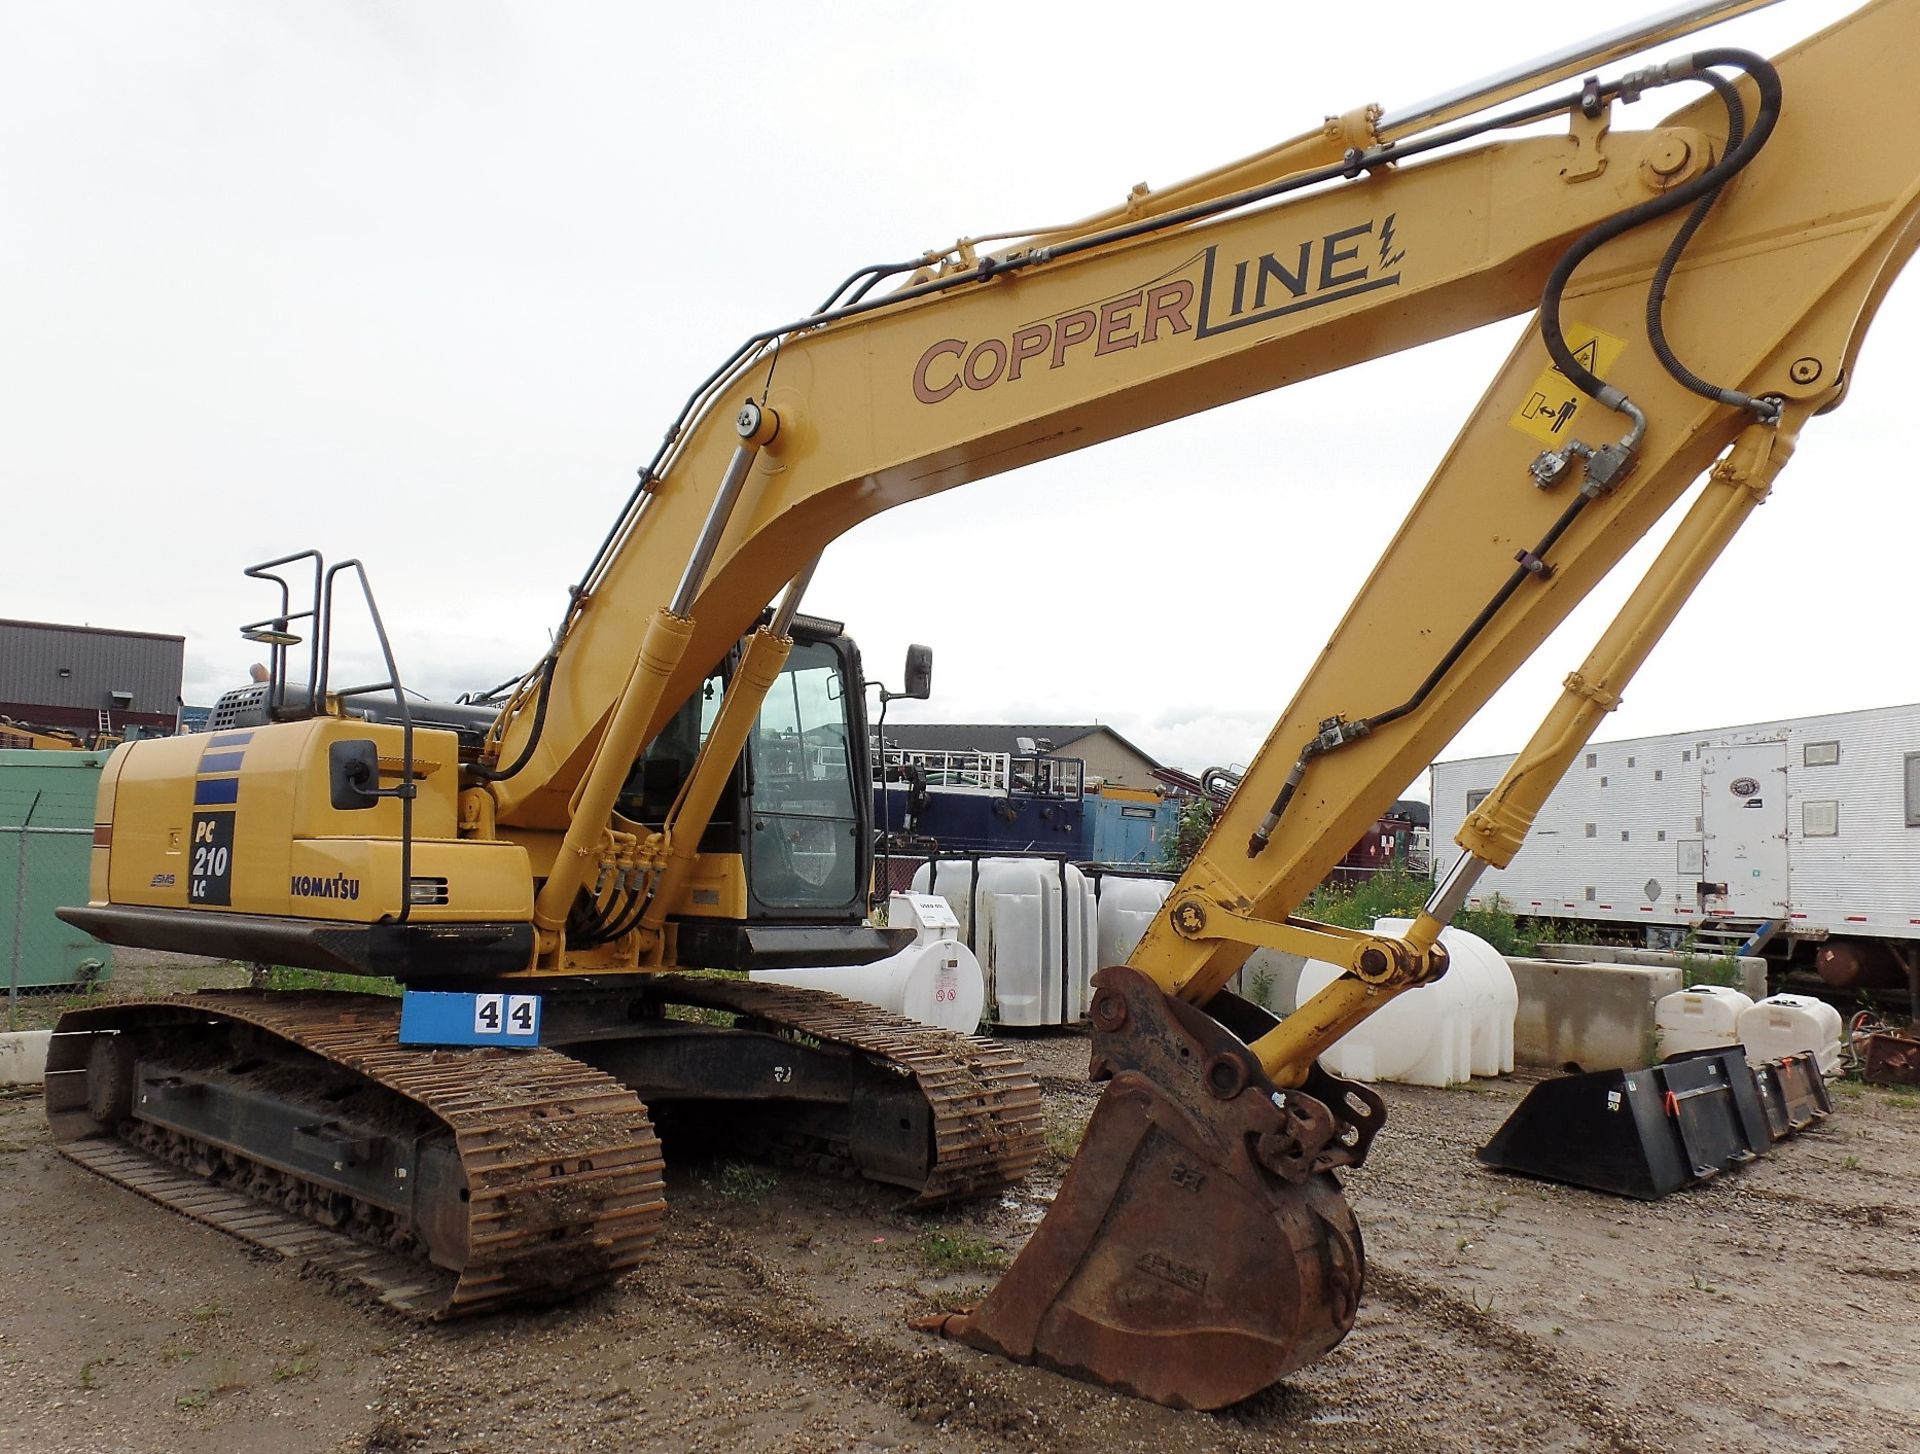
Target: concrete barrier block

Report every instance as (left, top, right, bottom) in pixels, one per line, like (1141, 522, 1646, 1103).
(1507, 959, 1683, 1071)
(0, 1029, 52, 1086)
(1533, 943, 1767, 1000)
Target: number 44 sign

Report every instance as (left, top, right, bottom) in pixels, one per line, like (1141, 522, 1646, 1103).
(399, 990, 542, 1047)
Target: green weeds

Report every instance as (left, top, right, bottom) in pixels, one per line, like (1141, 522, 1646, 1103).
(260, 967, 400, 997)
(1045, 1116, 1086, 1161)
(1302, 868, 1532, 955)
(706, 1161, 777, 1205)
(916, 1228, 1007, 1276)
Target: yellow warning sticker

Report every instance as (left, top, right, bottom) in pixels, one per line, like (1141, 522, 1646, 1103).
(1508, 323, 1628, 446)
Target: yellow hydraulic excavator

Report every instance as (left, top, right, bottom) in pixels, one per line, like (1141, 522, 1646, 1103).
(49, 0, 1920, 1410)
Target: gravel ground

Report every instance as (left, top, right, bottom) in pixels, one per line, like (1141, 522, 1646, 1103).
(3, 969, 1917, 1454)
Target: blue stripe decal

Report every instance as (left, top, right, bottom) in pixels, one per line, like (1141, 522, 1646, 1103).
(209, 732, 254, 748)
(193, 777, 241, 806)
(198, 751, 246, 773)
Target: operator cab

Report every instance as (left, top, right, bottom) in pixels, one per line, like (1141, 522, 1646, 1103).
(620, 613, 905, 967)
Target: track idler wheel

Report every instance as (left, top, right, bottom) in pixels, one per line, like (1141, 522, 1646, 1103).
(920, 965, 1381, 1410)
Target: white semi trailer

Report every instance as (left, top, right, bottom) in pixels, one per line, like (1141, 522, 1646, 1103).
(1430, 701, 1920, 999)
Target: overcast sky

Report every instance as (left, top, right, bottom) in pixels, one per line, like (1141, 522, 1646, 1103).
(5, 0, 1904, 792)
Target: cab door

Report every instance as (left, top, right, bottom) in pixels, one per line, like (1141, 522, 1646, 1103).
(744, 638, 866, 919)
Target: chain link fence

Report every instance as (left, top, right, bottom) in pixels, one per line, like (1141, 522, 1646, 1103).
(2, 772, 113, 1016)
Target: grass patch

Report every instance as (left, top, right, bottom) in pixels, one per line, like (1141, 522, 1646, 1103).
(1045, 1116, 1086, 1161)
(1884, 1092, 1918, 1110)
(5, 989, 97, 1034)
(4, 963, 407, 1029)
(260, 967, 400, 997)
(705, 1161, 777, 1205)
(4, 984, 120, 1033)
(1673, 953, 1744, 990)
(1302, 868, 1532, 955)
(78, 1357, 106, 1391)
(5, 960, 256, 1030)
(917, 1228, 1007, 1276)
(664, 1004, 739, 1029)
(271, 1358, 315, 1383)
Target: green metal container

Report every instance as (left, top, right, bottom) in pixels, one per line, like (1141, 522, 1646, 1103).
(1, 748, 114, 991)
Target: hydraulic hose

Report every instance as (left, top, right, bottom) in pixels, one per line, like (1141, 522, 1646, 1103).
(466, 653, 558, 782)
(1541, 49, 1782, 415)
(1247, 492, 1592, 855)
(1644, 68, 1773, 412)
(814, 258, 927, 314)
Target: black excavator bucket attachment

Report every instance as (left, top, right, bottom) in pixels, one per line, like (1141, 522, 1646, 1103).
(1753, 1050, 1833, 1137)
(919, 965, 1383, 1411)
(1477, 1047, 1827, 1200)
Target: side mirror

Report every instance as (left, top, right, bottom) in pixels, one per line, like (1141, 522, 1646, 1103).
(329, 739, 381, 810)
(901, 644, 933, 701)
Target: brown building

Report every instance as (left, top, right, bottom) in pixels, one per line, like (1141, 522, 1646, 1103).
(0, 618, 184, 738)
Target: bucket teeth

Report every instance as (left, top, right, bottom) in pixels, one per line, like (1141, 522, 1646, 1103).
(924, 965, 1374, 1411)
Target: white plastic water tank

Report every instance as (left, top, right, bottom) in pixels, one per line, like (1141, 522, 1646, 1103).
(750, 893, 985, 1033)
(911, 859, 1098, 1026)
(1739, 993, 1844, 1076)
(1083, 875, 1302, 1014)
(1294, 922, 1517, 1087)
(1375, 918, 1516, 1077)
(1654, 985, 1755, 1058)
(1093, 875, 1174, 968)
(1232, 950, 1304, 1015)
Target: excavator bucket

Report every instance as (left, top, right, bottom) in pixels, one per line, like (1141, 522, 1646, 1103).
(920, 965, 1383, 1410)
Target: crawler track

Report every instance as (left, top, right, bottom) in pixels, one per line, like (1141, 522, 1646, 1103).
(650, 975, 1046, 1203)
(46, 991, 667, 1317)
(44, 981, 1042, 1320)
